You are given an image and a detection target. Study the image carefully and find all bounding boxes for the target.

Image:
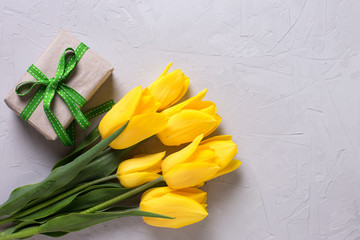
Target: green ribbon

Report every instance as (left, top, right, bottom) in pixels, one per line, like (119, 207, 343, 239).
(66, 99, 115, 143)
(15, 43, 110, 146)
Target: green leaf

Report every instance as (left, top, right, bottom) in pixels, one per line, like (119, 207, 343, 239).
(38, 209, 172, 233)
(42, 231, 69, 237)
(0, 226, 17, 237)
(42, 147, 132, 205)
(65, 148, 130, 186)
(52, 125, 101, 170)
(1, 209, 171, 239)
(62, 187, 130, 212)
(19, 183, 122, 222)
(30, 148, 129, 208)
(25, 149, 124, 209)
(0, 122, 128, 216)
(19, 195, 78, 221)
(0, 220, 40, 237)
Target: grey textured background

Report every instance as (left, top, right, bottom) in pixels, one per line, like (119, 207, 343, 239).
(1, 0, 360, 239)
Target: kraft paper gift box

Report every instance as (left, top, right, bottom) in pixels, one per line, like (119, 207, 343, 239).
(4, 30, 114, 142)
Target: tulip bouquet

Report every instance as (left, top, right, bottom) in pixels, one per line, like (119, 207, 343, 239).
(0, 63, 241, 239)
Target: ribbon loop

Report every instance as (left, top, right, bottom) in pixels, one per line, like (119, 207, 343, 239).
(15, 81, 44, 96)
(16, 42, 92, 146)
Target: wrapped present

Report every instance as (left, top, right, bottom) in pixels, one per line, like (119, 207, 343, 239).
(4, 30, 114, 145)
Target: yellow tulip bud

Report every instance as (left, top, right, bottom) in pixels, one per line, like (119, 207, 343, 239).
(157, 89, 221, 146)
(162, 134, 241, 189)
(149, 62, 189, 111)
(140, 187, 208, 228)
(117, 152, 165, 188)
(99, 86, 169, 149)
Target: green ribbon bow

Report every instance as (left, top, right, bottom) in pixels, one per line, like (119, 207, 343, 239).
(15, 43, 110, 146)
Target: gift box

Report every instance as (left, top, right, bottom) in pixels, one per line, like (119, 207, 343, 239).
(4, 30, 113, 142)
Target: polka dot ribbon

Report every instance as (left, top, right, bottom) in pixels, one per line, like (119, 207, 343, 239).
(15, 43, 112, 146)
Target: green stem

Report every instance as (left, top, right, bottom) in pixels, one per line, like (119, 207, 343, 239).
(0, 177, 164, 240)
(82, 176, 164, 214)
(0, 174, 117, 224)
(0, 226, 39, 240)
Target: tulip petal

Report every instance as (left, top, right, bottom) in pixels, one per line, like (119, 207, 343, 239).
(200, 139, 238, 170)
(119, 172, 162, 188)
(141, 188, 208, 228)
(159, 62, 173, 77)
(173, 77, 189, 104)
(150, 69, 189, 111)
(162, 89, 207, 116)
(133, 89, 161, 115)
(99, 86, 142, 139)
(162, 76, 189, 111)
(162, 134, 203, 173)
(187, 148, 217, 164)
(117, 152, 165, 175)
(141, 187, 172, 203)
(200, 135, 233, 144)
(205, 113, 221, 137)
(193, 182, 205, 188)
(211, 159, 242, 179)
(110, 112, 169, 149)
(157, 110, 218, 146)
(172, 188, 207, 206)
(184, 101, 217, 115)
(164, 162, 220, 189)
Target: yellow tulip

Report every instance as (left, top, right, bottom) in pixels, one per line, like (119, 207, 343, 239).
(157, 89, 222, 146)
(148, 62, 189, 111)
(162, 134, 241, 189)
(99, 86, 169, 149)
(117, 152, 165, 188)
(140, 187, 208, 228)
